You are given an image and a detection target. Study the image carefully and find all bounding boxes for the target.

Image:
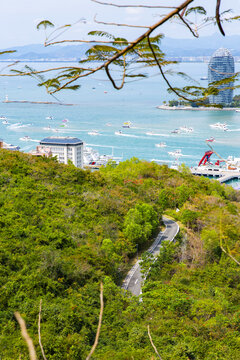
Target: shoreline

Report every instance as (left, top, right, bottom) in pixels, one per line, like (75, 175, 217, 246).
(157, 105, 240, 112)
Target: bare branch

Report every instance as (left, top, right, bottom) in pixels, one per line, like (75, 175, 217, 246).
(180, 6, 188, 17)
(14, 312, 37, 360)
(147, 325, 163, 360)
(85, 282, 104, 360)
(38, 300, 47, 360)
(105, 54, 126, 89)
(91, 0, 178, 9)
(49, 0, 194, 94)
(178, 14, 198, 37)
(45, 39, 134, 47)
(94, 14, 150, 28)
(147, 35, 195, 102)
(0, 66, 93, 77)
(216, 0, 225, 35)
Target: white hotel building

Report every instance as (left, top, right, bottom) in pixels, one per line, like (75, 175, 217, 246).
(39, 136, 84, 168)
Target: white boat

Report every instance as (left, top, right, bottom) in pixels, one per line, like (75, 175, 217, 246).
(2, 120, 9, 125)
(155, 142, 166, 148)
(179, 126, 194, 133)
(46, 116, 53, 120)
(115, 130, 123, 136)
(168, 149, 182, 157)
(0, 116, 7, 120)
(210, 122, 228, 131)
(171, 128, 181, 134)
(235, 109, 240, 112)
(88, 130, 100, 136)
(122, 121, 131, 128)
(83, 145, 121, 168)
(43, 125, 52, 131)
(19, 135, 32, 141)
(105, 122, 112, 127)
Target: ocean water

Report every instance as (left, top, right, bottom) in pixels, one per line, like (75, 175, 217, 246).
(0, 62, 240, 181)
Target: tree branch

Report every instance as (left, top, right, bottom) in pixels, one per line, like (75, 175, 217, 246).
(147, 325, 163, 360)
(38, 300, 47, 360)
(177, 14, 199, 37)
(85, 282, 104, 360)
(216, 0, 225, 36)
(44, 39, 134, 47)
(147, 35, 196, 102)
(14, 312, 37, 360)
(91, 0, 178, 9)
(94, 15, 150, 28)
(49, 0, 194, 94)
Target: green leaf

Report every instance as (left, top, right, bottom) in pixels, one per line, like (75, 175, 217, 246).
(185, 6, 207, 16)
(88, 31, 115, 39)
(37, 20, 54, 30)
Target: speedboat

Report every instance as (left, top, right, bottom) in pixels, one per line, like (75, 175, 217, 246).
(155, 142, 166, 148)
(168, 149, 182, 157)
(0, 116, 7, 120)
(179, 126, 194, 133)
(115, 130, 123, 135)
(2, 120, 9, 125)
(236, 109, 240, 112)
(122, 121, 131, 128)
(43, 125, 52, 131)
(171, 128, 181, 134)
(46, 116, 53, 120)
(210, 122, 228, 131)
(88, 130, 100, 136)
(19, 135, 32, 141)
(206, 137, 215, 142)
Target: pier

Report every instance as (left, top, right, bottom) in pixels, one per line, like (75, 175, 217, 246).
(191, 168, 240, 183)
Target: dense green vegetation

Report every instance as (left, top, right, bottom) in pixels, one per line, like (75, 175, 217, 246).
(0, 150, 240, 359)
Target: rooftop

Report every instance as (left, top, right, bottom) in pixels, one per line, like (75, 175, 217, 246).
(40, 136, 83, 146)
(211, 47, 233, 58)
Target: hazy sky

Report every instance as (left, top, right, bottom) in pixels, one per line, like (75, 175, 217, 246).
(1, 0, 239, 48)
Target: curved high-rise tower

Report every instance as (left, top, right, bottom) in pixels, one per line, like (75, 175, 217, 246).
(208, 48, 235, 105)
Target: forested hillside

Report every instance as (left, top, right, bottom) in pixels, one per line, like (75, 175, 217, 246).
(0, 150, 240, 359)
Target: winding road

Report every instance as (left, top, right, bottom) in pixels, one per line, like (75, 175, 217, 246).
(122, 217, 179, 296)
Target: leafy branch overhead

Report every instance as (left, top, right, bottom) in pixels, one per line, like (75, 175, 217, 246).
(1, 0, 239, 104)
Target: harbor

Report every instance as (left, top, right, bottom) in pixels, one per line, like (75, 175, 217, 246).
(191, 167, 240, 184)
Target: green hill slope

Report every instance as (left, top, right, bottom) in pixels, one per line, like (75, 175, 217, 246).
(0, 150, 239, 359)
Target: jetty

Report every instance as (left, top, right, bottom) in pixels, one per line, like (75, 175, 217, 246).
(191, 167, 240, 183)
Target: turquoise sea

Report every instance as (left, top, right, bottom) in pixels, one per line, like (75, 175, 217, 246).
(0, 61, 240, 186)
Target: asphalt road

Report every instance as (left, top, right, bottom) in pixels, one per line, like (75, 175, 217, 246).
(122, 217, 179, 296)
